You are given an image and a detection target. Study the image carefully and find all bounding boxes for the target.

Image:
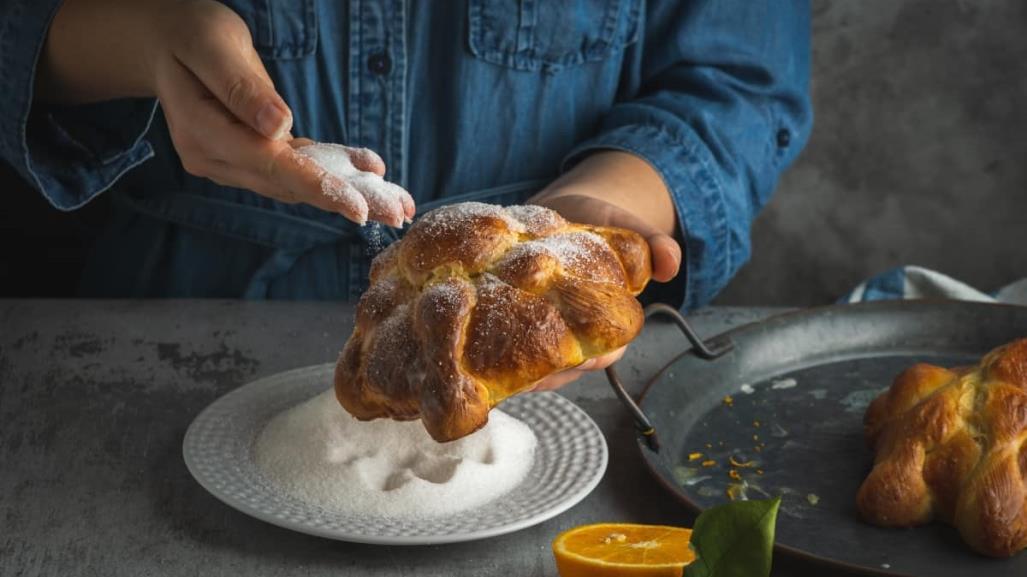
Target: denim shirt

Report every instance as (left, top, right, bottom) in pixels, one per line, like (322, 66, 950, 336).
(0, 0, 811, 308)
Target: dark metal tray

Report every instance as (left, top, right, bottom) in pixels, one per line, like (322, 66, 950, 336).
(609, 301, 1027, 577)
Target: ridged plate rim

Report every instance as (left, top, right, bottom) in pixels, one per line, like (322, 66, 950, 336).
(183, 363, 608, 545)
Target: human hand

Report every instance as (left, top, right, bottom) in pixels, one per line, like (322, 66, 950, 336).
(529, 192, 682, 282)
(529, 348, 626, 391)
(525, 151, 683, 391)
(151, 1, 414, 226)
(39, 0, 413, 226)
(525, 193, 676, 392)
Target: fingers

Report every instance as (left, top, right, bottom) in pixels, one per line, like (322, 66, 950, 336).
(157, 5, 415, 226)
(532, 369, 586, 392)
(338, 149, 415, 224)
(293, 143, 414, 228)
(531, 347, 628, 392)
(648, 233, 682, 283)
(160, 59, 372, 223)
(202, 156, 373, 225)
(177, 11, 292, 140)
(346, 147, 386, 176)
(163, 26, 413, 226)
(536, 193, 683, 283)
(399, 191, 416, 221)
(267, 148, 372, 222)
(202, 108, 372, 220)
(586, 346, 627, 369)
(354, 177, 412, 227)
(228, 131, 409, 226)
(347, 153, 415, 220)
(592, 199, 681, 281)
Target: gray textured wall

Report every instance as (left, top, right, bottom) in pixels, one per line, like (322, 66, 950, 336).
(716, 0, 1027, 306)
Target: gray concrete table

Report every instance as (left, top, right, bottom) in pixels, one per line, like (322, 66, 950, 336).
(1, 301, 825, 576)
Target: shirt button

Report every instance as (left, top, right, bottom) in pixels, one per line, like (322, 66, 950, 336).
(367, 51, 392, 75)
(776, 128, 791, 148)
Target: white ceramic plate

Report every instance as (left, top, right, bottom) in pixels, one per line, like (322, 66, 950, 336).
(182, 363, 608, 545)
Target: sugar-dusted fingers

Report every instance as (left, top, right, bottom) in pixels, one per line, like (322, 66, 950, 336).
(291, 140, 414, 224)
(340, 146, 415, 221)
(293, 143, 415, 228)
(345, 146, 386, 176)
(269, 146, 372, 221)
(157, 56, 372, 222)
(353, 176, 414, 227)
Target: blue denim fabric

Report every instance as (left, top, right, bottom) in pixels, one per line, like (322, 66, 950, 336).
(0, 0, 812, 307)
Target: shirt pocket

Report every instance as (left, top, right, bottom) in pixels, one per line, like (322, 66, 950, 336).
(467, 0, 641, 72)
(217, 0, 318, 59)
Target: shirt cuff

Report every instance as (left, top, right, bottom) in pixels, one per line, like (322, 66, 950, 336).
(0, 0, 157, 211)
(26, 98, 158, 210)
(562, 122, 730, 311)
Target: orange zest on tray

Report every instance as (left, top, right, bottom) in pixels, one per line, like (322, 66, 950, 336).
(552, 523, 695, 577)
(729, 455, 756, 468)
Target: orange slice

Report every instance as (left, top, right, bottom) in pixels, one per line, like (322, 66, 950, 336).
(552, 523, 695, 577)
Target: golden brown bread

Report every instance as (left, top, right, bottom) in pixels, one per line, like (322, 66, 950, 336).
(857, 338, 1027, 557)
(335, 202, 652, 442)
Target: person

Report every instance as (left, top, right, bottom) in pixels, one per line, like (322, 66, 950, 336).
(0, 0, 811, 387)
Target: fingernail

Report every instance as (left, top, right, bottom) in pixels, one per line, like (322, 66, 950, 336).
(576, 359, 596, 370)
(257, 103, 291, 140)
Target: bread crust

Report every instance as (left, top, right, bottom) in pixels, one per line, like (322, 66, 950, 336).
(857, 339, 1027, 557)
(335, 203, 652, 442)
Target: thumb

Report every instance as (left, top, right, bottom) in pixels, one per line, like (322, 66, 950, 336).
(593, 203, 682, 282)
(646, 233, 682, 283)
(179, 21, 293, 140)
(539, 194, 682, 283)
(607, 214, 681, 283)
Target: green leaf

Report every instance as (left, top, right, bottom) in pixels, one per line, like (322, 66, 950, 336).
(684, 496, 782, 577)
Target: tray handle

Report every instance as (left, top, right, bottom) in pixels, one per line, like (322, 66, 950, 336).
(606, 303, 734, 452)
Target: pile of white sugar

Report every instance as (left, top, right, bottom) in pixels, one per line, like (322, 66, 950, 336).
(296, 143, 413, 227)
(254, 390, 537, 518)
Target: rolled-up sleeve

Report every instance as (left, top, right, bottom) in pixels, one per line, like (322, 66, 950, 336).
(564, 0, 813, 310)
(0, 0, 157, 211)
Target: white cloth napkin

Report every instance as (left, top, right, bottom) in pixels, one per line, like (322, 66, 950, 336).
(843, 265, 1027, 306)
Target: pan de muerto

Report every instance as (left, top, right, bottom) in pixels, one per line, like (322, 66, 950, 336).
(335, 202, 652, 442)
(857, 338, 1027, 557)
